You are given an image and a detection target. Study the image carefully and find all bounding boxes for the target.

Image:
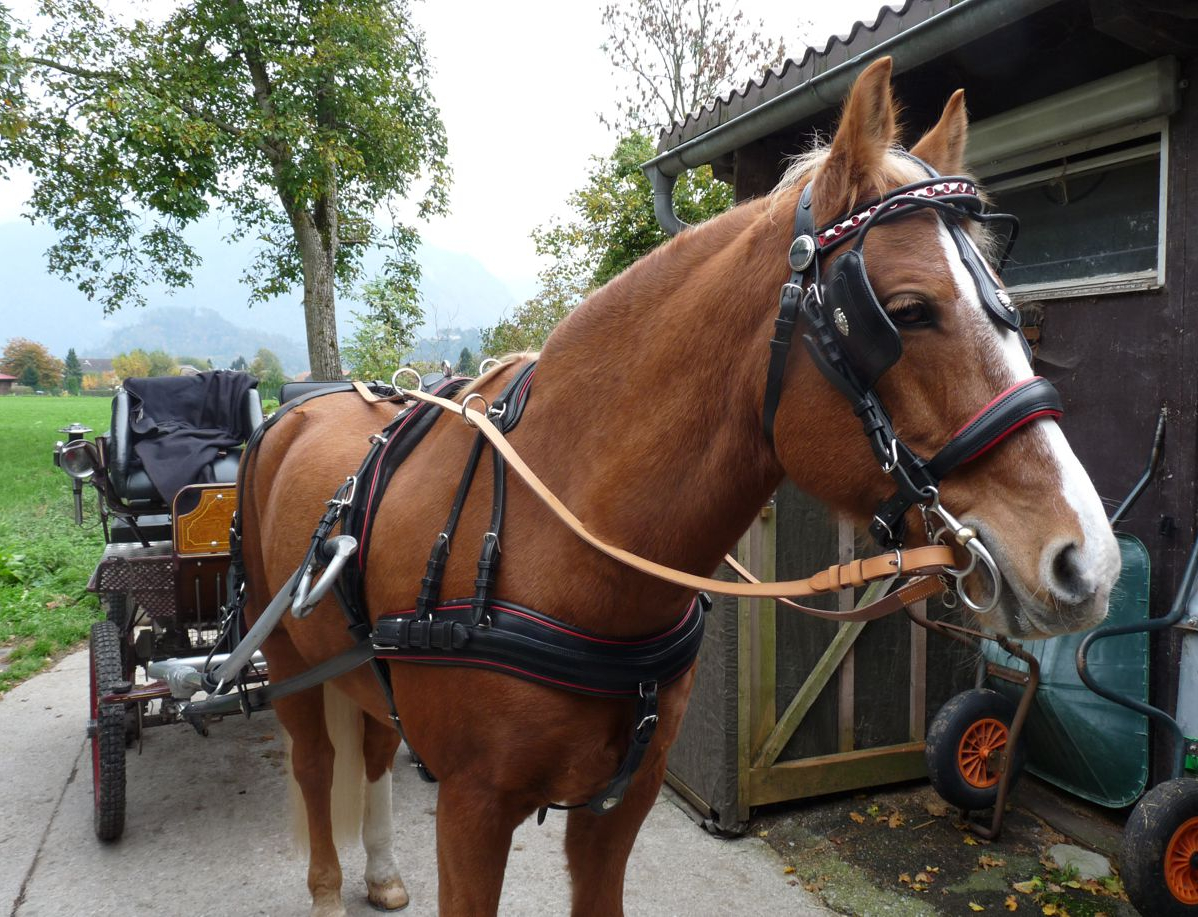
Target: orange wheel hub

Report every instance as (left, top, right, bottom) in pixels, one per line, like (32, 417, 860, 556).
(957, 717, 1008, 789)
(1165, 815, 1198, 904)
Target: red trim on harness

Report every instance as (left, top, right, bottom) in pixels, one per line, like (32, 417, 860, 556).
(380, 598, 699, 648)
(357, 377, 462, 570)
(953, 376, 1045, 437)
(958, 409, 1063, 465)
(373, 654, 690, 696)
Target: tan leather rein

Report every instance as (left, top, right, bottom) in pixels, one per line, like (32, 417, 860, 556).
(359, 382, 954, 623)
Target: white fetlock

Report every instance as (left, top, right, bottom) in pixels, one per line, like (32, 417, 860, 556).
(367, 878, 410, 911)
(310, 896, 348, 917)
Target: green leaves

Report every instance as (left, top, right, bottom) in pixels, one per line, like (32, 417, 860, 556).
(3, 0, 449, 376)
(482, 132, 731, 355)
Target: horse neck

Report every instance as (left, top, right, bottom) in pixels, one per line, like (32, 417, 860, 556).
(526, 194, 795, 595)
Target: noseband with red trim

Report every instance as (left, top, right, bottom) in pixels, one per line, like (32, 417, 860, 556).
(762, 152, 1064, 610)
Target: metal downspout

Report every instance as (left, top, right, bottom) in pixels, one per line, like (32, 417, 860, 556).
(643, 0, 1066, 235)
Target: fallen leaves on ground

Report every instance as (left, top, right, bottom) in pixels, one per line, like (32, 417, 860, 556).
(848, 811, 866, 824)
(963, 835, 980, 846)
(968, 904, 985, 912)
(978, 854, 1007, 870)
(782, 866, 795, 875)
(1012, 878, 1043, 895)
(925, 798, 951, 817)
(1004, 895, 1019, 911)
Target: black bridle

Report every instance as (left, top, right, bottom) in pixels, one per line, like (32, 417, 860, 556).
(762, 152, 1064, 606)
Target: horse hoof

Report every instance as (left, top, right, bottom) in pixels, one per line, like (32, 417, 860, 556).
(367, 878, 410, 911)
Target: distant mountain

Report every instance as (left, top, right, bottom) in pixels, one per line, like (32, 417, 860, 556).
(89, 306, 311, 376)
(409, 327, 484, 364)
(0, 217, 527, 369)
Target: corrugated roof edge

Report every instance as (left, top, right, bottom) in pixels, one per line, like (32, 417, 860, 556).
(656, 1, 927, 153)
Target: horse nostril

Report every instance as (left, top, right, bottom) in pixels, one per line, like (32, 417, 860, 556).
(1049, 542, 1088, 600)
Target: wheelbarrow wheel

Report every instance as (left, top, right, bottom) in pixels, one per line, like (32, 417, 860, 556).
(1122, 777, 1198, 916)
(89, 620, 126, 841)
(926, 688, 1025, 811)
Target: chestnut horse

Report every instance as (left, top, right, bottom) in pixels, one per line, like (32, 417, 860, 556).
(239, 58, 1119, 916)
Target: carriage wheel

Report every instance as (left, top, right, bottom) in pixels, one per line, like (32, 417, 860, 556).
(925, 688, 1026, 811)
(1122, 778, 1198, 916)
(89, 620, 126, 841)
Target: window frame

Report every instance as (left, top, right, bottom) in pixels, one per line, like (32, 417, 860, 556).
(978, 124, 1168, 302)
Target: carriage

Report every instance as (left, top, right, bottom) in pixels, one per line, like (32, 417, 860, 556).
(53, 371, 264, 841)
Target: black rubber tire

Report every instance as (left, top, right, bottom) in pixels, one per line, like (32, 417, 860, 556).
(925, 688, 1026, 811)
(89, 620, 126, 841)
(1122, 778, 1198, 917)
(100, 593, 139, 745)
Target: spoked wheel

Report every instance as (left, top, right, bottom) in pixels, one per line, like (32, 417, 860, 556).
(925, 688, 1026, 811)
(89, 620, 126, 841)
(1122, 778, 1198, 916)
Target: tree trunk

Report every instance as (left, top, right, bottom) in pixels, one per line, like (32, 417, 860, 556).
(294, 212, 341, 381)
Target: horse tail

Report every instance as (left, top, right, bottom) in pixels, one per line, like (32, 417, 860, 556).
(287, 684, 366, 852)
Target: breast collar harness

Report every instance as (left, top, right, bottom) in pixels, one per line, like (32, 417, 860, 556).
(762, 151, 1064, 612)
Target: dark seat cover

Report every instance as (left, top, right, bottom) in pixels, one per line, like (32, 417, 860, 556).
(113, 372, 261, 507)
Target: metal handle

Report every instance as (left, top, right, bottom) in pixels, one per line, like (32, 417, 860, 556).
(291, 535, 358, 618)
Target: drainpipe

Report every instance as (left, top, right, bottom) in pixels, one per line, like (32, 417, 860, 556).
(643, 0, 1067, 236)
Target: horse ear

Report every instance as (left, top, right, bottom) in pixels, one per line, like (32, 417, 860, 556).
(910, 89, 969, 175)
(815, 56, 898, 219)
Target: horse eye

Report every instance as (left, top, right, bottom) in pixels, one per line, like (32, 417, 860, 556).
(887, 298, 933, 328)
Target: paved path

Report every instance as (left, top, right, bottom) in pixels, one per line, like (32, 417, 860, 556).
(1, 651, 831, 916)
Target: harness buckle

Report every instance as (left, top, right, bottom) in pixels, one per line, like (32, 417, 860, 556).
(636, 713, 659, 733)
(327, 475, 357, 509)
(879, 438, 899, 473)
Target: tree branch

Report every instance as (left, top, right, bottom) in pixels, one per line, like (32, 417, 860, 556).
(24, 56, 119, 81)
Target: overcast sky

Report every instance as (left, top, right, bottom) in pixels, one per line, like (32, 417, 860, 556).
(0, 0, 895, 295)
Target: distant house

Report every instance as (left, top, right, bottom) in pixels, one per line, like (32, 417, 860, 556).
(0, 373, 15, 395)
(79, 357, 114, 377)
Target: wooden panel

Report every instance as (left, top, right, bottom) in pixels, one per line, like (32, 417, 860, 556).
(773, 482, 840, 761)
(173, 486, 236, 557)
(749, 742, 928, 806)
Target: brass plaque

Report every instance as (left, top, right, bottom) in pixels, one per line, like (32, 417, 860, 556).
(173, 485, 237, 557)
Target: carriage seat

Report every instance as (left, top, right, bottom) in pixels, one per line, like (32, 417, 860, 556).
(278, 380, 352, 404)
(107, 374, 263, 510)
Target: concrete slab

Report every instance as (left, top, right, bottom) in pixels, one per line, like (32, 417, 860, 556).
(3, 651, 831, 916)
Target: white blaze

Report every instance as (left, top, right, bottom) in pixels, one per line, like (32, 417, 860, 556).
(936, 226, 1117, 599)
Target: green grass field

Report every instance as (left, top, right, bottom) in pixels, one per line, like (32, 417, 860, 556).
(0, 396, 114, 692)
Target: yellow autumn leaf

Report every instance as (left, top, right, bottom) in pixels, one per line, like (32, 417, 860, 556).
(1005, 895, 1019, 911)
(1042, 905, 1058, 916)
(898, 873, 912, 885)
(969, 904, 985, 912)
(888, 811, 904, 828)
(964, 835, 980, 846)
(1012, 880, 1040, 895)
(783, 866, 795, 875)
(849, 811, 866, 824)
(924, 865, 941, 873)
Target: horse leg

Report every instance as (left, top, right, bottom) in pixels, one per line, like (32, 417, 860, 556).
(564, 755, 667, 917)
(435, 777, 526, 915)
(269, 643, 346, 917)
(361, 715, 408, 910)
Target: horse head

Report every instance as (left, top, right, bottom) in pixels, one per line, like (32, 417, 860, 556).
(770, 58, 1119, 638)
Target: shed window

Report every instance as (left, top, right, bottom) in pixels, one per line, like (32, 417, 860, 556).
(987, 141, 1164, 297)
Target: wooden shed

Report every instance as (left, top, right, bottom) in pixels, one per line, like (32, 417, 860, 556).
(651, 0, 1198, 833)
